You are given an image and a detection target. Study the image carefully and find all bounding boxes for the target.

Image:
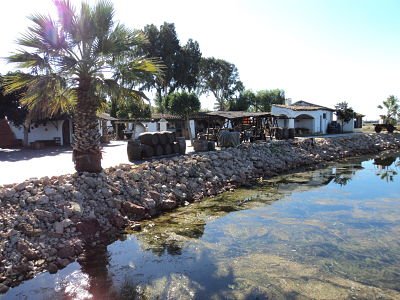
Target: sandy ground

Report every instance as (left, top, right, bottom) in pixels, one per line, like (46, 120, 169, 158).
(0, 140, 194, 185)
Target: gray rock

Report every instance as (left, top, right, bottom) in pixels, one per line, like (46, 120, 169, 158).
(0, 283, 9, 293)
(72, 191, 84, 201)
(14, 182, 28, 192)
(54, 222, 64, 234)
(47, 263, 58, 274)
(64, 202, 82, 217)
(34, 209, 55, 221)
(4, 188, 16, 199)
(161, 199, 177, 210)
(44, 187, 56, 196)
(37, 195, 49, 205)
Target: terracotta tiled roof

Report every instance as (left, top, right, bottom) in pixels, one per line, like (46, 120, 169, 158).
(273, 100, 335, 112)
(205, 111, 271, 119)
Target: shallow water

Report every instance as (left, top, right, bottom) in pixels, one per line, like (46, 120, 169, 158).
(3, 152, 400, 299)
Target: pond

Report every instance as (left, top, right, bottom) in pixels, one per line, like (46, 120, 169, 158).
(3, 152, 400, 299)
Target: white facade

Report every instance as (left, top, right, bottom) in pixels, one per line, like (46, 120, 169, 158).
(9, 119, 72, 146)
(272, 105, 334, 134)
(339, 119, 355, 133)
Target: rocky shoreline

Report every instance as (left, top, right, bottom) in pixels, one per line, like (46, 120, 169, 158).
(1, 133, 400, 293)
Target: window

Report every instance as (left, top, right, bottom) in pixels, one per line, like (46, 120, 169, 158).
(323, 113, 326, 119)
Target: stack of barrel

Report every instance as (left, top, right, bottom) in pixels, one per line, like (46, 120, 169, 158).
(127, 131, 186, 161)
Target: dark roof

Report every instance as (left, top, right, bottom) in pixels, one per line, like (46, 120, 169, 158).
(205, 111, 271, 119)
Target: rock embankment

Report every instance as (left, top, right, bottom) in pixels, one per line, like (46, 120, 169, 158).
(1, 133, 400, 292)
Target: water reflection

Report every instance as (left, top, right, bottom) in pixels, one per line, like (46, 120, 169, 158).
(4, 152, 400, 299)
(374, 154, 399, 182)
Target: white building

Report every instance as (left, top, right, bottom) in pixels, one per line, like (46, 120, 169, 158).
(1, 113, 115, 149)
(7, 118, 72, 147)
(272, 101, 335, 135)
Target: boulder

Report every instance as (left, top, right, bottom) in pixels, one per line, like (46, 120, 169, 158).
(121, 201, 146, 219)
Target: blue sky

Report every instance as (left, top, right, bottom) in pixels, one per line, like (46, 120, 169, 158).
(1, 0, 400, 119)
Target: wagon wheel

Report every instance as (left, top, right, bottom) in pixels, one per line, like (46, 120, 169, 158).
(375, 125, 382, 133)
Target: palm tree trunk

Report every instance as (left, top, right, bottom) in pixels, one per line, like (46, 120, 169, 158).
(72, 78, 102, 173)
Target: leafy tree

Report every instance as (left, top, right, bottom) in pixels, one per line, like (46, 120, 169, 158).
(116, 96, 151, 119)
(3, 0, 161, 172)
(140, 23, 202, 112)
(229, 90, 255, 111)
(378, 95, 400, 125)
(198, 57, 244, 111)
(335, 102, 355, 133)
(253, 89, 285, 112)
(175, 39, 202, 92)
(0, 74, 27, 126)
(164, 92, 200, 143)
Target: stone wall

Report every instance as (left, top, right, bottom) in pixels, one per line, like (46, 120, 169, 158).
(0, 133, 400, 293)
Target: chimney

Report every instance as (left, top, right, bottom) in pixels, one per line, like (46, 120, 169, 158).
(285, 98, 292, 106)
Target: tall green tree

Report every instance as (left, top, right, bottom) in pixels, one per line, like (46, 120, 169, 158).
(164, 92, 200, 144)
(3, 0, 161, 172)
(229, 90, 255, 111)
(335, 101, 355, 132)
(378, 95, 400, 125)
(253, 89, 285, 112)
(198, 57, 244, 111)
(140, 23, 202, 112)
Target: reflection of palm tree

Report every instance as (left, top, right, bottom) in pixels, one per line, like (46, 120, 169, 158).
(374, 155, 399, 182)
(330, 164, 362, 186)
(78, 244, 117, 299)
(333, 174, 353, 186)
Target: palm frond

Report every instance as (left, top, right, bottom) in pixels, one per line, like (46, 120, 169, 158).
(54, 0, 76, 37)
(3, 72, 76, 120)
(27, 13, 67, 51)
(92, 0, 114, 38)
(7, 50, 50, 70)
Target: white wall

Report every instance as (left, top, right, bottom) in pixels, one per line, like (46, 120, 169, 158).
(134, 123, 146, 139)
(340, 119, 355, 132)
(295, 118, 314, 132)
(10, 120, 64, 145)
(146, 122, 158, 132)
(271, 105, 333, 134)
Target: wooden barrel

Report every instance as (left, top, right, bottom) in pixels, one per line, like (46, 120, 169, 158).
(153, 144, 163, 156)
(176, 137, 186, 155)
(139, 132, 159, 145)
(282, 128, 289, 139)
(193, 140, 208, 152)
(141, 144, 154, 158)
(288, 128, 295, 139)
(275, 127, 283, 140)
(127, 140, 142, 161)
(172, 142, 180, 154)
(163, 143, 173, 155)
(158, 132, 168, 145)
(208, 141, 216, 151)
(167, 131, 176, 143)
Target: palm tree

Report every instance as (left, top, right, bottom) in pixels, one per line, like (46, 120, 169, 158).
(3, 0, 162, 173)
(378, 95, 400, 125)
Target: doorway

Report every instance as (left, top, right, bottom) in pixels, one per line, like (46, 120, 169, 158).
(62, 120, 71, 146)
